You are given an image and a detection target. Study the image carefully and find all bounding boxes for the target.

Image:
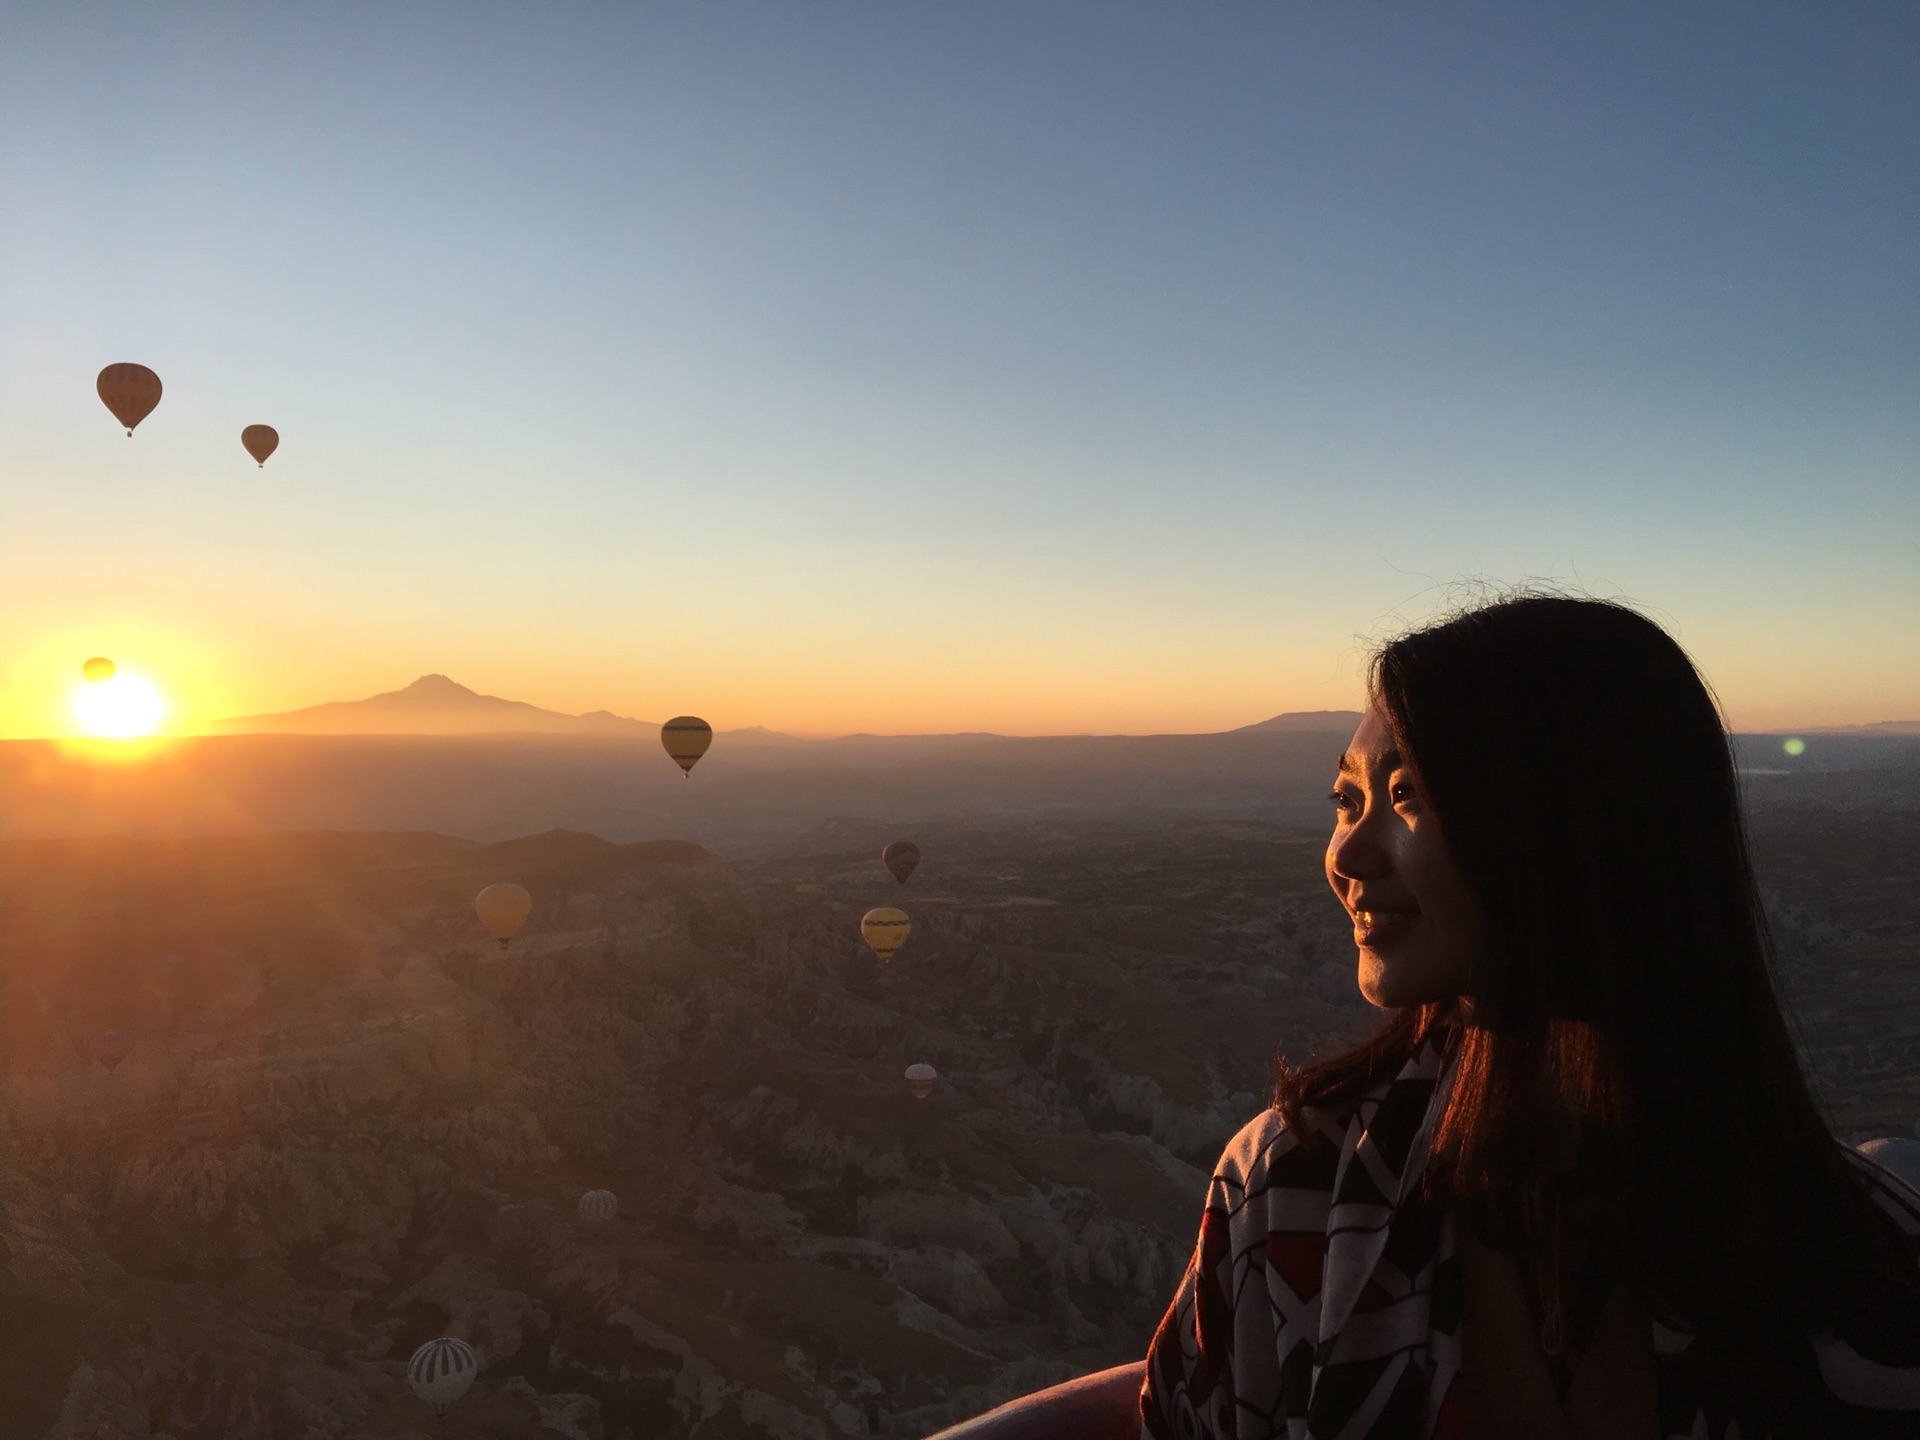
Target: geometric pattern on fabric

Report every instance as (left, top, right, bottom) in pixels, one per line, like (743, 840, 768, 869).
(1140, 1038, 1920, 1440)
(1141, 1035, 1464, 1440)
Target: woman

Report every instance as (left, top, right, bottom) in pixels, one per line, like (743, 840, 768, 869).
(1139, 596, 1920, 1439)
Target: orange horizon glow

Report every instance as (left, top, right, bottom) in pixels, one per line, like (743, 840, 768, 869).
(0, 590, 1912, 745)
(0, 641, 1907, 743)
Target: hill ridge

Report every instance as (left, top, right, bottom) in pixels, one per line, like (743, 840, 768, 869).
(213, 674, 655, 737)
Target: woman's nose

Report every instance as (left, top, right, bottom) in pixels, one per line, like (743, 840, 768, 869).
(1328, 806, 1392, 882)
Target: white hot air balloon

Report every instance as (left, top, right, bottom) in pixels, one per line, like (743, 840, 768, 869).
(408, 1337, 478, 1415)
(578, 1188, 619, 1222)
(904, 1062, 938, 1101)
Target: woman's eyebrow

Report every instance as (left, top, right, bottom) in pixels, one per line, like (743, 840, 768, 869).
(1336, 748, 1402, 777)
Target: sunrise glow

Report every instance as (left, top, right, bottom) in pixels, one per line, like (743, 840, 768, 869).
(75, 675, 166, 739)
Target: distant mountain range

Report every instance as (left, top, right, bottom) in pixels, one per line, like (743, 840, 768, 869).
(5, 680, 1913, 845)
(1800, 721, 1920, 737)
(206, 677, 1920, 748)
(211, 674, 649, 736)
(1231, 710, 1365, 734)
(213, 674, 1364, 741)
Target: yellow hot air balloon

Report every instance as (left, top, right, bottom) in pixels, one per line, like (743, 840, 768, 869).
(97, 363, 162, 435)
(661, 716, 712, 776)
(475, 883, 532, 948)
(241, 424, 279, 467)
(861, 907, 911, 963)
(82, 657, 116, 685)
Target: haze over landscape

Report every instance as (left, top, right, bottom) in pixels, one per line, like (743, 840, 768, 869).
(0, 3, 1916, 1438)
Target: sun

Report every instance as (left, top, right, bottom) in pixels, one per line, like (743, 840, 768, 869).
(76, 675, 167, 738)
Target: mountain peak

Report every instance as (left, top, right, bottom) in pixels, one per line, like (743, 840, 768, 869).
(215, 676, 654, 737)
(399, 674, 480, 700)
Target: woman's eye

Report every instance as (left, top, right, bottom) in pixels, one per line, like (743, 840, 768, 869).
(1329, 790, 1355, 815)
(1390, 781, 1416, 805)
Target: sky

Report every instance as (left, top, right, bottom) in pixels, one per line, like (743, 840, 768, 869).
(1, 1, 1915, 738)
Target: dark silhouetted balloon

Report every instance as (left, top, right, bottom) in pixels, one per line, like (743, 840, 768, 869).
(475, 883, 532, 948)
(904, 1062, 937, 1100)
(241, 424, 279, 467)
(861, 907, 910, 963)
(97, 363, 162, 435)
(82, 657, 116, 685)
(91, 1030, 130, 1072)
(407, 1338, 477, 1415)
(882, 841, 921, 885)
(578, 1189, 618, 1222)
(661, 716, 712, 775)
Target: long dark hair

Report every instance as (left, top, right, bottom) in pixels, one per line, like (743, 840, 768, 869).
(1276, 595, 1917, 1414)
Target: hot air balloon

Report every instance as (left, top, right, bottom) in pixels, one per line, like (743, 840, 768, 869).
(578, 1189, 618, 1222)
(475, 883, 532, 948)
(97, 363, 162, 435)
(661, 716, 712, 776)
(904, 1062, 937, 1101)
(82, 657, 116, 685)
(882, 841, 921, 886)
(407, 1338, 478, 1416)
(241, 424, 279, 467)
(91, 1030, 130, 1072)
(860, 907, 911, 963)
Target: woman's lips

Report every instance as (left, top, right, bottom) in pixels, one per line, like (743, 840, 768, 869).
(1352, 908, 1418, 947)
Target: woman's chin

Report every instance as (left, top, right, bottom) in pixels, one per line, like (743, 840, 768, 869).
(1357, 952, 1395, 1008)
(1356, 948, 1460, 1010)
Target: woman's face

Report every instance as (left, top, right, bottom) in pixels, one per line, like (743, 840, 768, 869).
(1325, 706, 1484, 1008)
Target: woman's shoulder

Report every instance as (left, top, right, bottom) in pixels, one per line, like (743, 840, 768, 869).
(1206, 1102, 1348, 1210)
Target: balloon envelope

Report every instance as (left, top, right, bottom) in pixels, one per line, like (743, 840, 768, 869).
(882, 841, 921, 885)
(241, 424, 279, 466)
(475, 883, 532, 946)
(82, 657, 116, 685)
(97, 363, 162, 434)
(91, 1030, 130, 1072)
(407, 1338, 477, 1415)
(578, 1188, 618, 1222)
(904, 1062, 937, 1100)
(661, 716, 713, 774)
(860, 907, 911, 963)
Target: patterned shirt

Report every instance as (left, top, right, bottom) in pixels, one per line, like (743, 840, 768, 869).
(1140, 1037, 1920, 1440)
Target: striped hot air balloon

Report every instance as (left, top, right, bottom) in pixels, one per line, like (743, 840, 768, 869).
(660, 716, 712, 775)
(407, 1337, 478, 1415)
(578, 1188, 618, 1222)
(97, 363, 162, 435)
(860, 907, 910, 963)
(904, 1063, 937, 1101)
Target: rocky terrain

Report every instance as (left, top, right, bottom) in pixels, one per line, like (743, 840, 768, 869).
(0, 804, 1911, 1440)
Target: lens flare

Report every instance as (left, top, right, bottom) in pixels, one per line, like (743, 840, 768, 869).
(75, 675, 166, 738)
(1782, 737, 1807, 757)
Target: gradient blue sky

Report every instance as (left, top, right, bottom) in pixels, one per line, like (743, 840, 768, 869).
(1, 2, 1914, 736)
